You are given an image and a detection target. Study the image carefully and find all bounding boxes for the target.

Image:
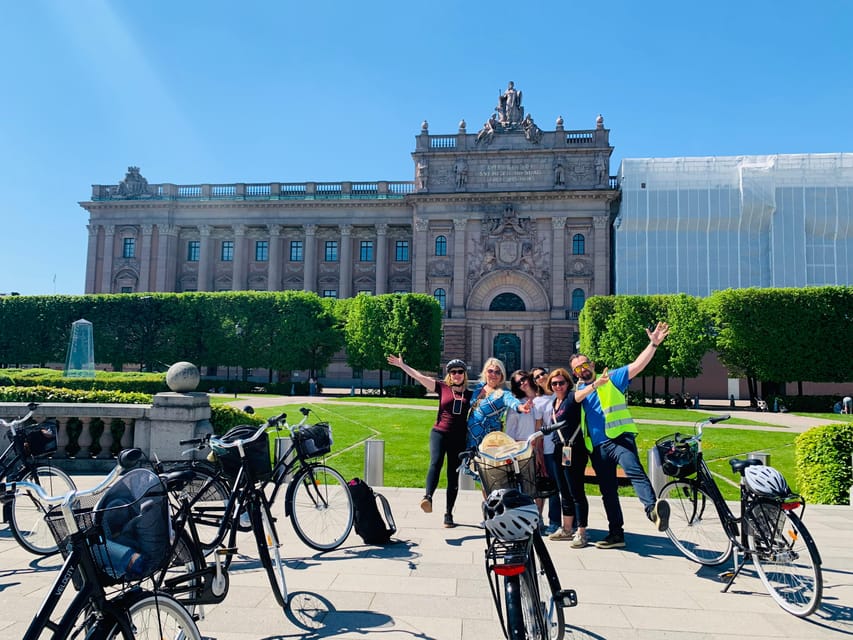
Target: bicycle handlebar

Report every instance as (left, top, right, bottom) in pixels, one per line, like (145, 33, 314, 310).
(458, 421, 566, 463)
(0, 401, 39, 433)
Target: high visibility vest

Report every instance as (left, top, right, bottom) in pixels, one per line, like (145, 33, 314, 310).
(582, 376, 638, 451)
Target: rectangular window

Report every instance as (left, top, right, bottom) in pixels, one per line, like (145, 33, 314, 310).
(395, 240, 409, 261)
(324, 240, 338, 262)
(290, 240, 303, 262)
(221, 241, 234, 262)
(120, 286, 133, 294)
(359, 240, 374, 261)
(122, 237, 136, 258)
(187, 241, 200, 262)
(322, 289, 338, 298)
(352, 367, 363, 379)
(255, 240, 269, 262)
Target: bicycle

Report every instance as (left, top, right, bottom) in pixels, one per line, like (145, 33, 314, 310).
(0, 401, 76, 555)
(656, 414, 823, 617)
(0, 447, 202, 639)
(461, 423, 577, 640)
(175, 407, 353, 555)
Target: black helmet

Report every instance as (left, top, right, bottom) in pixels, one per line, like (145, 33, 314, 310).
(445, 359, 467, 373)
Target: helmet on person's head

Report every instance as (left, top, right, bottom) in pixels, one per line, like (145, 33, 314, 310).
(744, 464, 790, 498)
(482, 488, 539, 541)
(445, 359, 467, 373)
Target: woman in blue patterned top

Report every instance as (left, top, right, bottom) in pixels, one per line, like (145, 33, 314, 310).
(467, 357, 532, 448)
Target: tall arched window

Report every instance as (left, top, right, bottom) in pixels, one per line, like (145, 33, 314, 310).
(489, 293, 526, 311)
(572, 233, 585, 255)
(571, 288, 585, 312)
(433, 288, 446, 310)
(435, 235, 447, 256)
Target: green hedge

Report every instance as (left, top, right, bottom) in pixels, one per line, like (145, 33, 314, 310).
(795, 423, 853, 505)
(0, 385, 152, 404)
(209, 405, 264, 436)
(1, 368, 167, 395)
(767, 394, 843, 413)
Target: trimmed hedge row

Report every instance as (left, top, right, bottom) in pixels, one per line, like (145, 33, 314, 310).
(795, 423, 853, 505)
(209, 405, 264, 436)
(0, 368, 168, 395)
(0, 385, 152, 404)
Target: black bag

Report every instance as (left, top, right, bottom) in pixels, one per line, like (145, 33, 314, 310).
(347, 478, 396, 545)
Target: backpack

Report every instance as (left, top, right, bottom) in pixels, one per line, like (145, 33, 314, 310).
(347, 478, 396, 545)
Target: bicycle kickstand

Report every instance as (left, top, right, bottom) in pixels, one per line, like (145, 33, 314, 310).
(719, 550, 748, 593)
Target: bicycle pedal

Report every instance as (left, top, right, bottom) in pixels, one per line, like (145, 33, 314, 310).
(217, 547, 238, 556)
(555, 589, 578, 608)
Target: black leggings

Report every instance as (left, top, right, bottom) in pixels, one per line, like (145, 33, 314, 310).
(549, 442, 590, 528)
(425, 428, 467, 515)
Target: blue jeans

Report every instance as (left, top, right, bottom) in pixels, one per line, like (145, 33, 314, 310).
(590, 432, 656, 536)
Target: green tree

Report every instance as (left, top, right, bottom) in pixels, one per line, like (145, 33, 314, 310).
(384, 294, 442, 372)
(665, 293, 714, 391)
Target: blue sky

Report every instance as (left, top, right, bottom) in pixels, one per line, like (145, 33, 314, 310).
(1, 0, 851, 296)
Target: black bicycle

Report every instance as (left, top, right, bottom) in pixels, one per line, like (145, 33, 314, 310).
(0, 448, 202, 639)
(0, 401, 76, 555)
(657, 414, 823, 617)
(462, 423, 577, 640)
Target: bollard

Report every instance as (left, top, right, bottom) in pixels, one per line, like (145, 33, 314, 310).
(748, 451, 771, 466)
(459, 464, 476, 491)
(274, 437, 294, 483)
(364, 439, 385, 487)
(648, 447, 667, 496)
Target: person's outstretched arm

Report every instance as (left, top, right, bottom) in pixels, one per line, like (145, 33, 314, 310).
(386, 354, 437, 393)
(627, 322, 670, 380)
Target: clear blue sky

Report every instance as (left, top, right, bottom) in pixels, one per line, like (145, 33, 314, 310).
(2, 0, 851, 296)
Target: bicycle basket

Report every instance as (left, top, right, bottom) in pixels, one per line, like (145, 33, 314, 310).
(211, 424, 272, 481)
(46, 468, 171, 587)
(12, 420, 58, 458)
(475, 432, 537, 496)
(294, 422, 333, 459)
(655, 434, 698, 478)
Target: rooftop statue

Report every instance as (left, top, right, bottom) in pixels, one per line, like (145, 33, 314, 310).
(497, 81, 524, 126)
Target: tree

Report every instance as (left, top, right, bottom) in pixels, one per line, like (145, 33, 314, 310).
(384, 294, 442, 372)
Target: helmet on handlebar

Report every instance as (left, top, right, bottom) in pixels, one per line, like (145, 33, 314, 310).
(482, 488, 539, 541)
(743, 464, 790, 498)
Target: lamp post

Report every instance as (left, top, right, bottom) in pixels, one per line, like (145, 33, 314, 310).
(233, 323, 243, 397)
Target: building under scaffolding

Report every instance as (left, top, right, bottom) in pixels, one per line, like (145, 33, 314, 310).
(614, 154, 853, 296)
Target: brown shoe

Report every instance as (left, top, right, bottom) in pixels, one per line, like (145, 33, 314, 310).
(420, 496, 433, 513)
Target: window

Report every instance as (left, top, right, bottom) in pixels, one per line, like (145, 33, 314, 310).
(324, 240, 338, 262)
(571, 288, 585, 311)
(358, 289, 373, 295)
(255, 240, 269, 262)
(435, 235, 447, 256)
(395, 240, 409, 261)
(352, 367, 363, 379)
(290, 240, 303, 262)
(489, 292, 526, 311)
(322, 289, 338, 298)
(359, 240, 374, 261)
(187, 241, 200, 262)
(433, 288, 446, 310)
(572, 233, 585, 255)
(221, 241, 234, 262)
(120, 286, 133, 294)
(122, 237, 135, 258)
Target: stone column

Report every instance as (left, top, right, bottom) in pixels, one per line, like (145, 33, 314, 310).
(100, 225, 115, 293)
(592, 216, 609, 295)
(85, 224, 99, 294)
(303, 224, 317, 292)
(267, 224, 282, 291)
(451, 217, 467, 315)
(138, 224, 153, 292)
(338, 224, 352, 298)
(375, 223, 388, 294)
(155, 225, 178, 292)
(551, 217, 567, 318)
(233, 224, 247, 291)
(198, 225, 213, 291)
(413, 217, 428, 293)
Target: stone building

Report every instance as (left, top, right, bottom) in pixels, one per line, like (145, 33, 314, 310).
(80, 83, 619, 382)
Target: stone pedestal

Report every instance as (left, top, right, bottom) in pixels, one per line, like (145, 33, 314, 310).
(134, 392, 212, 462)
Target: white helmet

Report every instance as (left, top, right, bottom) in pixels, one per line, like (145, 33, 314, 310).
(744, 465, 790, 498)
(482, 488, 539, 541)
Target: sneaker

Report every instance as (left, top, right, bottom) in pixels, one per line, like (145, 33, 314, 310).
(594, 533, 626, 549)
(570, 530, 588, 549)
(443, 513, 456, 528)
(548, 527, 573, 541)
(239, 510, 252, 529)
(420, 496, 433, 513)
(543, 524, 560, 536)
(651, 499, 670, 532)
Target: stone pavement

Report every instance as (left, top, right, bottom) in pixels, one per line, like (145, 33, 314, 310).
(1, 482, 851, 639)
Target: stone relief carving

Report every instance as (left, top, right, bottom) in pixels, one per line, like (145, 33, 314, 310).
(113, 167, 151, 199)
(427, 258, 453, 277)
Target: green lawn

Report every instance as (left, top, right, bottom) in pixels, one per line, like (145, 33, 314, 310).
(247, 401, 805, 502)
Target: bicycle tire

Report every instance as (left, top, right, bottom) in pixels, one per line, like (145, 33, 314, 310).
(504, 574, 527, 640)
(10, 465, 76, 555)
(252, 496, 288, 610)
(288, 464, 353, 551)
(659, 479, 732, 566)
(167, 463, 231, 556)
(158, 529, 206, 617)
(69, 590, 202, 640)
(519, 560, 547, 640)
(748, 502, 822, 617)
(531, 535, 565, 640)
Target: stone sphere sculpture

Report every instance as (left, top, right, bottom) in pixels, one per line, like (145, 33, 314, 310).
(166, 361, 200, 392)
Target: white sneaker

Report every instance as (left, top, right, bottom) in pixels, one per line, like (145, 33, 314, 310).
(239, 510, 251, 528)
(548, 527, 573, 541)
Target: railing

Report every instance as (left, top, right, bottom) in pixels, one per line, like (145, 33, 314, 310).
(566, 132, 594, 144)
(429, 136, 457, 149)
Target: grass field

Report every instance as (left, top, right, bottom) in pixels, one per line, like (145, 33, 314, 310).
(242, 399, 814, 502)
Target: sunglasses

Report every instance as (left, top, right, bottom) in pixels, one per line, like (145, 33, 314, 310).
(514, 376, 530, 384)
(550, 379, 567, 387)
(572, 362, 592, 374)
(486, 368, 502, 376)
(449, 369, 465, 375)
(533, 371, 547, 380)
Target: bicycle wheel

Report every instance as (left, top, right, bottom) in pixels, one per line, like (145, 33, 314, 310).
(108, 590, 202, 639)
(748, 502, 822, 617)
(531, 535, 565, 640)
(10, 465, 76, 555)
(288, 464, 353, 551)
(252, 497, 288, 610)
(169, 464, 231, 556)
(504, 570, 542, 640)
(519, 562, 547, 640)
(158, 530, 206, 617)
(659, 480, 732, 566)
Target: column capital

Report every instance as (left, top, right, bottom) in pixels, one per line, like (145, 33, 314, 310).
(305, 224, 317, 236)
(88, 224, 99, 237)
(414, 217, 429, 232)
(158, 224, 177, 236)
(268, 223, 282, 236)
(340, 224, 353, 236)
(552, 217, 568, 230)
(104, 224, 115, 235)
(452, 217, 467, 232)
(199, 224, 213, 236)
(593, 216, 609, 229)
(141, 224, 154, 235)
(233, 224, 247, 236)
(376, 223, 388, 236)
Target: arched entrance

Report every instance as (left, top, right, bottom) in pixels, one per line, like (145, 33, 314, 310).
(493, 333, 521, 373)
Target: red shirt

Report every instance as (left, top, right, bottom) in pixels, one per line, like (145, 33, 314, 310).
(434, 381, 472, 434)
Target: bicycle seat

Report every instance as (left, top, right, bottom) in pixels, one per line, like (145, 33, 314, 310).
(729, 457, 763, 475)
(159, 469, 197, 492)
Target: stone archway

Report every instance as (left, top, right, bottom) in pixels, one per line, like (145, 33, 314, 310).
(467, 270, 549, 312)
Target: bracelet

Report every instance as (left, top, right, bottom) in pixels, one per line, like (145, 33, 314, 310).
(649, 341, 658, 348)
